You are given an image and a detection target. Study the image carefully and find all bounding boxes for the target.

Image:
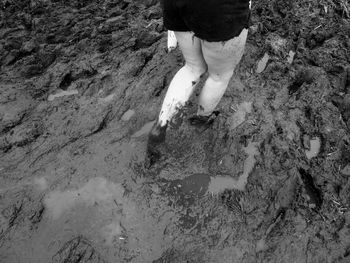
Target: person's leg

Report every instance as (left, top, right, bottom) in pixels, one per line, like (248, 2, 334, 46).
(146, 32, 207, 165)
(158, 31, 207, 127)
(197, 28, 248, 117)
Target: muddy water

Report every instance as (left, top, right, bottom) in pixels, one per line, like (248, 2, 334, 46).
(287, 50, 295, 64)
(44, 177, 125, 220)
(165, 141, 260, 201)
(2, 177, 172, 262)
(166, 173, 211, 206)
(305, 137, 321, 159)
(48, 89, 79, 101)
(121, 109, 136, 122)
(208, 141, 259, 193)
(131, 120, 156, 138)
(256, 52, 270, 73)
(2, 178, 125, 262)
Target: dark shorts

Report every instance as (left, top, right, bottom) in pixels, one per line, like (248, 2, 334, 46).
(161, 0, 250, 42)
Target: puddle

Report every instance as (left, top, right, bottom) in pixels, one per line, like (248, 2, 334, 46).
(12, 177, 169, 262)
(166, 173, 211, 206)
(48, 89, 79, 101)
(341, 164, 350, 176)
(102, 221, 125, 244)
(121, 109, 135, 121)
(287, 50, 295, 64)
(34, 177, 48, 191)
(131, 120, 155, 138)
(256, 239, 268, 252)
(165, 174, 211, 229)
(99, 93, 115, 103)
(228, 101, 253, 130)
(256, 52, 270, 73)
(165, 142, 260, 197)
(106, 16, 122, 23)
(44, 177, 124, 219)
(208, 141, 259, 193)
(305, 137, 321, 159)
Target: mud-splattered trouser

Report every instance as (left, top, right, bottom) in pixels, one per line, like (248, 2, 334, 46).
(158, 0, 251, 127)
(158, 30, 248, 126)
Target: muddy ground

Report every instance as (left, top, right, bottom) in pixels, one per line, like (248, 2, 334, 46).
(1, 0, 350, 262)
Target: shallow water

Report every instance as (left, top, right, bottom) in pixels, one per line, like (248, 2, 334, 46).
(48, 89, 79, 101)
(121, 109, 135, 121)
(131, 120, 155, 138)
(208, 141, 259, 194)
(12, 177, 167, 262)
(166, 141, 260, 198)
(287, 50, 296, 64)
(44, 177, 125, 219)
(256, 53, 270, 73)
(166, 173, 211, 205)
(305, 137, 321, 159)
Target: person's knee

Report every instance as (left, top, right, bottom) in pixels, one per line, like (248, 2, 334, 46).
(208, 69, 234, 83)
(184, 63, 207, 80)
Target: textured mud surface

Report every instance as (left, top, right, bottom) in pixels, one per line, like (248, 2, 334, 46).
(1, 0, 350, 262)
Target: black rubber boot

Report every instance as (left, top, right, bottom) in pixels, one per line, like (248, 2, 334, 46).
(145, 122, 167, 168)
(188, 111, 220, 127)
(148, 123, 167, 145)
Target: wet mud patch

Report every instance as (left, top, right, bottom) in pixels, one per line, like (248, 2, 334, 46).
(165, 173, 211, 207)
(1, 0, 350, 262)
(1, 175, 176, 262)
(52, 236, 106, 263)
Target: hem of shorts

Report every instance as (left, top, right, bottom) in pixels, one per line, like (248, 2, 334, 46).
(164, 26, 249, 42)
(163, 22, 189, 32)
(195, 27, 249, 42)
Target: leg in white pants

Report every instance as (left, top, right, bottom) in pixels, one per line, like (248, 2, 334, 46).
(158, 29, 248, 126)
(158, 32, 207, 127)
(198, 28, 248, 116)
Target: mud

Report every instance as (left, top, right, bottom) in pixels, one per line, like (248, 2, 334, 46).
(1, 0, 350, 262)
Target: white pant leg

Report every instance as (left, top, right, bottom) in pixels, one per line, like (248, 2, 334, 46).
(198, 28, 248, 116)
(158, 32, 207, 126)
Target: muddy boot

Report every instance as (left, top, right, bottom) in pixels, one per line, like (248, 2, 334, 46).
(145, 123, 167, 168)
(188, 111, 220, 127)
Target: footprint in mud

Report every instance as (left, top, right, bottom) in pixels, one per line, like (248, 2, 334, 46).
(298, 168, 323, 209)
